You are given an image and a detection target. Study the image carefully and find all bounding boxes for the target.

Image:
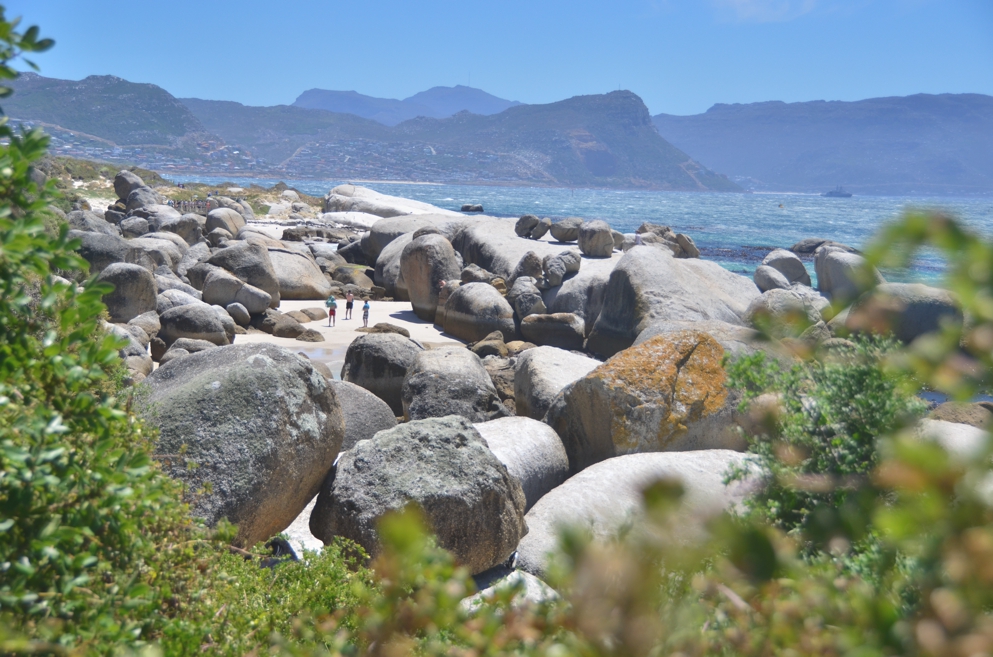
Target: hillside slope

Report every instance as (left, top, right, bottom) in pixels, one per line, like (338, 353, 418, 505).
(653, 94, 993, 195)
(188, 90, 738, 190)
(180, 99, 390, 163)
(394, 91, 737, 190)
(5, 73, 737, 190)
(8, 73, 210, 147)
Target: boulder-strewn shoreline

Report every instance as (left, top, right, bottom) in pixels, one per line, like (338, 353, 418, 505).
(64, 171, 973, 592)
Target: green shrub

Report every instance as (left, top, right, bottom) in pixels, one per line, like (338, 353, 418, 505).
(726, 336, 927, 541)
(7, 9, 993, 655)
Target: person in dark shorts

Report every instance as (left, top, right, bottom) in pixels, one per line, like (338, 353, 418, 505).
(345, 291, 354, 319)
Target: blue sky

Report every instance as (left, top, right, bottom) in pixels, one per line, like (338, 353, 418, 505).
(9, 0, 993, 115)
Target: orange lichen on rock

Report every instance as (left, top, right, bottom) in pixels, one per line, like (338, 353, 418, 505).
(591, 331, 728, 452)
(546, 329, 738, 472)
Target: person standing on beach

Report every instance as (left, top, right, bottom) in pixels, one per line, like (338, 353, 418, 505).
(362, 300, 370, 328)
(325, 295, 337, 327)
(345, 291, 354, 320)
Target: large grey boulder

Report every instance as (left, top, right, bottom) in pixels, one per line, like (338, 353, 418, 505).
(549, 217, 583, 242)
(158, 303, 232, 347)
(474, 417, 569, 512)
(461, 568, 559, 614)
(361, 214, 457, 263)
(210, 304, 237, 344)
(542, 249, 581, 288)
(67, 210, 120, 236)
(103, 320, 148, 361)
(155, 273, 201, 298)
(325, 184, 459, 219)
(516, 450, 757, 578)
(530, 217, 552, 240)
(205, 208, 246, 236)
(341, 333, 424, 415)
(546, 331, 744, 473)
(634, 319, 763, 359)
(176, 241, 212, 279)
(128, 310, 161, 340)
(309, 415, 527, 575)
(373, 233, 412, 299)
(578, 220, 614, 257)
(207, 241, 280, 307)
(442, 282, 516, 343)
(515, 214, 540, 238)
(97, 263, 157, 323)
(201, 267, 272, 315)
(762, 248, 811, 286)
(508, 277, 546, 319)
(142, 343, 345, 548)
(915, 418, 989, 463)
(114, 170, 145, 200)
(327, 380, 398, 451)
(744, 287, 828, 337)
(120, 216, 149, 239)
(70, 230, 154, 275)
(514, 346, 601, 420)
(207, 227, 233, 247)
(845, 282, 963, 344)
(520, 313, 585, 351)
(125, 186, 162, 212)
(131, 203, 182, 226)
(308, 242, 348, 266)
(753, 265, 791, 292)
(401, 347, 507, 423)
(225, 302, 251, 327)
(127, 236, 186, 271)
(156, 289, 203, 314)
(508, 251, 544, 288)
(236, 228, 288, 249)
(815, 247, 884, 303)
(267, 248, 332, 300)
(155, 213, 203, 245)
(586, 246, 760, 357)
(791, 238, 858, 256)
(928, 402, 993, 429)
(400, 234, 462, 321)
(451, 218, 574, 281)
(543, 257, 614, 336)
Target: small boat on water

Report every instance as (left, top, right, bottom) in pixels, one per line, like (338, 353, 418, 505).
(822, 186, 853, 198)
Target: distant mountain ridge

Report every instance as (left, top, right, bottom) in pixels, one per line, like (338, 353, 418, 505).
(653, 94, 993, 195)
(6, 73, 735, 190)
(7, 73, 211, 148)
(292, 85, 523, 126)
(187, 90, 738, 190)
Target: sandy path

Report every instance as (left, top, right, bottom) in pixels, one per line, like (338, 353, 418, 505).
(235, 299, 463, 379)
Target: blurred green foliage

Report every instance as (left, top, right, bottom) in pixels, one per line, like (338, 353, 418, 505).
(726, 336, 927, 542)
(6, 9, 993, 655)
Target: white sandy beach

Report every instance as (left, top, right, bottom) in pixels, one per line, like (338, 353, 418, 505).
(234, 299, 463, 381)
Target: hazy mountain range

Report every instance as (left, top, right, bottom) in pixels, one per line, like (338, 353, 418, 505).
(183, 90, 734, 190)
(7, 72, 992, 194)
(8, 73, 736, 191)
(653, 94, 993, 195)
(292, 85, 522, 126)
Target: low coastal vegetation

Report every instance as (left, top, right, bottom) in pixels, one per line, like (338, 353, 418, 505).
(7, 13, 993, 657)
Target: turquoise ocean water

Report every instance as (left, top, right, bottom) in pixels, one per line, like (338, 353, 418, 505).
(165, 175, 993, 283)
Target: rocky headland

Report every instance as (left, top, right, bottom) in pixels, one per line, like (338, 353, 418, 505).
(55, 168, 974, 600)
